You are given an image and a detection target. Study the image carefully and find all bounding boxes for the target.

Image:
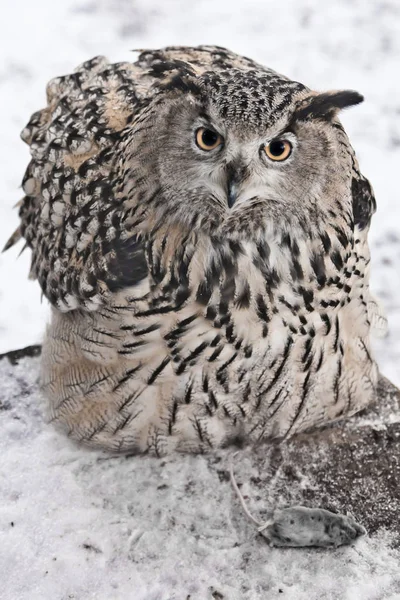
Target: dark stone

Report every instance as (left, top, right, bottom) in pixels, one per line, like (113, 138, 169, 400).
(0, 344, 42, 365)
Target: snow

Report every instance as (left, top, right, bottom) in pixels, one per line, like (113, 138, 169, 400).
(1, 354, 400, 600)
(1, 0, 400, 597)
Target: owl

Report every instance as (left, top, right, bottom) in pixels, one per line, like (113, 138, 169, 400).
(5, 45, 387, 457)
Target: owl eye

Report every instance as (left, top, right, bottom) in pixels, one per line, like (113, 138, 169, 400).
(195, 127, 223, 151)
(264, 139, 292, 161)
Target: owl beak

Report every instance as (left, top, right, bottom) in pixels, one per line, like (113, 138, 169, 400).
(227, 181, 238, 208)
(226, 162, 244, 208)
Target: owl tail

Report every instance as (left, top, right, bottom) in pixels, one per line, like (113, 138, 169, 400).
(2, 197, 26, 253)
(2, 227, 22, 253)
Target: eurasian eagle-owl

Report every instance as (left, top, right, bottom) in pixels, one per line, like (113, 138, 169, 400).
(6, 45, 386, 455)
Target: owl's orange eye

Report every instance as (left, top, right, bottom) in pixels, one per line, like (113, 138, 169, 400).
(195, 127, 223, 151)
(264, 139, 292, 161)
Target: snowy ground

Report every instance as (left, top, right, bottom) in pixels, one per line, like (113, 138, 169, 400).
(1, 0, 400, 598)
(1, 351, 400, 600)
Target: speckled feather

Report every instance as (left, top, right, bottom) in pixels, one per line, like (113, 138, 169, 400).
(7, 45, 386, 455)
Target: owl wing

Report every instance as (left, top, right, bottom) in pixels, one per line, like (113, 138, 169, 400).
(4, 55, 158, 311)
(351, 173, 376, 232)
(351, 168, 388, 337)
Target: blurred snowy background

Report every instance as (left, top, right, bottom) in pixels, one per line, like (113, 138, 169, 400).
(1, 0, 399, 385)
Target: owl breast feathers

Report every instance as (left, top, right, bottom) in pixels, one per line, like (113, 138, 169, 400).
(6, 45, 386, 454)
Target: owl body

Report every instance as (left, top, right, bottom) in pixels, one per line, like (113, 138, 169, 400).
(8, 46, 383, 454)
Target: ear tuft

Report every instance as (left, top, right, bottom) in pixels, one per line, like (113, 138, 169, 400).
(294, 90, 364, 122)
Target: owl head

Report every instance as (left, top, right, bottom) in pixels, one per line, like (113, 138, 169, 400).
(119, 63, 367, 248)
